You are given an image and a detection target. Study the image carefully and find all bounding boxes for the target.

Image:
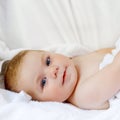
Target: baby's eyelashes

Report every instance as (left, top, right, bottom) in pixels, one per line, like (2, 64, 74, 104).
(46, 56, 51, 66)
(41, 77, 47, 88)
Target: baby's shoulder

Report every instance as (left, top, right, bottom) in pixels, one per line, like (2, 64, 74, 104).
(95, 48, 113, 54)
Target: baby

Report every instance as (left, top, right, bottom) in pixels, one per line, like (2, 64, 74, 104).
(1, 42, 120, 110)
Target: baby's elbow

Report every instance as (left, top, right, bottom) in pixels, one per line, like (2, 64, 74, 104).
(96, 101, 110, 110)
(88, 101, 110, 110)
(77, 99, 110, 110)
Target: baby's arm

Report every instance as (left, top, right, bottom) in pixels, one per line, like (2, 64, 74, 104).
(72, 52, 120, 110)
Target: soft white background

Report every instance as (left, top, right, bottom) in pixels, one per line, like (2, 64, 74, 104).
(1, 0, 120, 50)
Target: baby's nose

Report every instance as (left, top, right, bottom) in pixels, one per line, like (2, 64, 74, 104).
(49, 66, 59, 79)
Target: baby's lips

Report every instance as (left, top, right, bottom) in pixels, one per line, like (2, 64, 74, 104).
(62, 66, 67, 85)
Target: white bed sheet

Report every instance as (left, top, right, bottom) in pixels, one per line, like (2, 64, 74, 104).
(0, 88, 120, 120)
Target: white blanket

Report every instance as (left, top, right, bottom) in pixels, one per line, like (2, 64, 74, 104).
(0, 41, 120, 120)
(0, 89, 120, 120)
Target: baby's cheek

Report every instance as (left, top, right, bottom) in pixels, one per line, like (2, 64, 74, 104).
(48, 87, 66, 102)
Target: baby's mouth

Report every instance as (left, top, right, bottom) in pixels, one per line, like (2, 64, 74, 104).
(62, 67, 67, 85)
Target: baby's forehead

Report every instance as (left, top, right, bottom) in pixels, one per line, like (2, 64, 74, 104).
(23, 50, 55, 61)
(24, 50, 53, 61)
(24, 50, 42, 58)
(19, 50, 43, 71)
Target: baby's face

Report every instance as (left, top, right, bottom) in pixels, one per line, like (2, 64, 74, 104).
(17, 50, 78, 102)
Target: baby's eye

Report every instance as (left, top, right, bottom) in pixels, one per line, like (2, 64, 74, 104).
(41, 77, 47, 88)
(46, 56, 51, 66)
